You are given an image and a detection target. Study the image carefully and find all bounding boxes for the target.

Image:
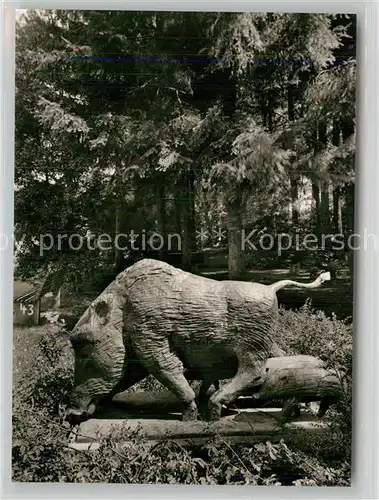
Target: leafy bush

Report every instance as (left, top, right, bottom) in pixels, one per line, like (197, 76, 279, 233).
(13, 326, 73, 416)
(12, 306, 352, 485)
(274, 300, 353, 372)
(273, 301, 353, 460)
(12, 405, 350, 485)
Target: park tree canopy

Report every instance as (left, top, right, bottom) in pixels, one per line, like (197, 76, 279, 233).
(15, 10, 356, 288)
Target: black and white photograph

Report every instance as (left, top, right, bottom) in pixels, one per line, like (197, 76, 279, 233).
(12, 9, 356, 486)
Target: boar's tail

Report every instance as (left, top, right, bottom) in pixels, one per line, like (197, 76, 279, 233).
(269, 271, 331, 293)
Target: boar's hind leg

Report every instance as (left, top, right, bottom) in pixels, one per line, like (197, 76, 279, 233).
(199, 379, 218, 399)
(134, 335, 198, 421)
(317, 396, 334, 418)
(197, 379, 218, 420)
(208, 360, 265, 421)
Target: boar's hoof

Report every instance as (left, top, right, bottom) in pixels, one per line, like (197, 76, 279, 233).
(280, 399, 299, 424)
(293, 405, 302, 417)
(65, 410, 90, 426)
(197, 399, 210, 421)
(182, 401, 198, 421)
(65, 402, 97, 426)
(317, 396, 333, 418)
(208, 400, 222, 421)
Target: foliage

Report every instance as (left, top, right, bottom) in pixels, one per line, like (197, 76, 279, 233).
(273, 302, 352, 456)
(14, 10, 356, 281)
(274, 301, 352, 372)
(13, 326, 73, 416)
(12, 397, 350, 486)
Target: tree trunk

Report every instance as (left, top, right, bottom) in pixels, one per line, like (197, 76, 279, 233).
(290, 176, 300, 225)
(70, 403, 331, 450)
(312, 181, 321, 235)
(344, 184, 355, 235)
(344, 182, 355, 277)
(261, 96, 267, 128)
(287, 84, 295, 122)
(331, 120, 343, 246)
(174, 186, 182, 251)
(253, 355, 342, 401)
(114, 160, 124, 274)
(341, 119, 355, 278)
(332, 118, 340, 148)
(320, 180, 331, 236)
(114, 205, 124, 273)
(156, 181, 167, 261)
(227, 197, 244, 279)
(267, 109, 273, 133)
(317, 121, 330, 235)
(287, 84, 299, 226)
(333, 186, 343, 234)
(181, 169, 196, 271)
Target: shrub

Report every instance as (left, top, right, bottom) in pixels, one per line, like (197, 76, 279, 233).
(13, 326, 73, 416)
(273, 301, 353, 461)
(274, 300, 352, 373)
(12, 406, 351, 485)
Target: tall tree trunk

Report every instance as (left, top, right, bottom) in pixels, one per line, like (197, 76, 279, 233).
(182, 168, 196, 271)
(320, 180, 331, 236)
(290, 176, 300, 225)
(114, 205, 124, 272)
(318, 121, 331, 235)
(267, 109, 273, 133)
(261, 96, 267, 128)
(312, 181, 321, 235)
(114, 160, 124, 274)
(332, 186, 343, 234)
(344, 182, 355, 277)
(227, 197, 243, 279)
(341, 119, 355, 277)
(331, 120, 343, 236)
(174, 189, 182, 251)
(156, 180, 167, 261)
(287, 84, 295, 122)
(310, 127, 321, 235)
(287, 84, 299, 225)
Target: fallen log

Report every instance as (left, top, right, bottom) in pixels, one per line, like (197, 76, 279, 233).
(105, 354, 342, 420)
(68, 408, 330, 451)
(249, 355, 343, 420)
(252, 355, 341, 398)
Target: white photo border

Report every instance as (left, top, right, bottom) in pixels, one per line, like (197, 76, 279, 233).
(1, 1, 378, 499)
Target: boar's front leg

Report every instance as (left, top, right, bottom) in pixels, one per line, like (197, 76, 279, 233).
(104, 358, 149, 404)
(133, 331, 198, 421)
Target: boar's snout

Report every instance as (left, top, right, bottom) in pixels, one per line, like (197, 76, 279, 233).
(65, 402, 97, 425)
